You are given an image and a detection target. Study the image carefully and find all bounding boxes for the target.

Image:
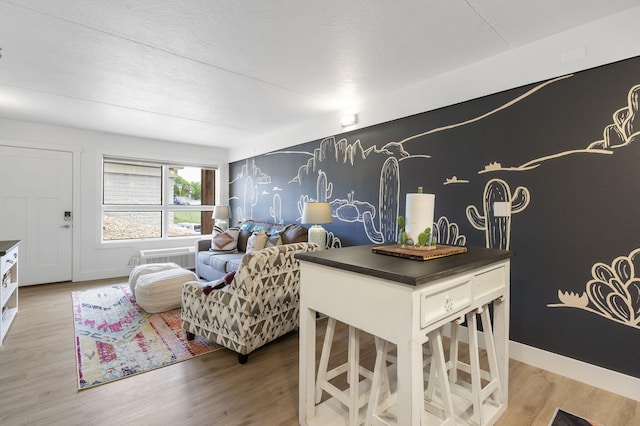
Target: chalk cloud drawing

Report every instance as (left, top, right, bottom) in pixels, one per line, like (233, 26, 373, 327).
(466, 178, 530, 250)
(548, 248, 640, 330)
(433, 216, 466, 246)
(444, 176, 469, 185)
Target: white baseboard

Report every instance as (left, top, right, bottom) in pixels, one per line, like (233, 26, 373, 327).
(509, 340, 640, 402)
(442, 324, 639, 401)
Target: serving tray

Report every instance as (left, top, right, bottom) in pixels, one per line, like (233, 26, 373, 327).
(371, 244, 467, 261)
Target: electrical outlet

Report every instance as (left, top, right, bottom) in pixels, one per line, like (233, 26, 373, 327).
(493, 202, 511, 217)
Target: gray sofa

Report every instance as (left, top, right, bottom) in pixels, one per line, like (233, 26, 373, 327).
(195, 220, 309, 281)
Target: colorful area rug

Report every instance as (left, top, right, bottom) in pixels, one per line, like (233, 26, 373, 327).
(72, 284, 220, 389)
(549, 408, 603, 426)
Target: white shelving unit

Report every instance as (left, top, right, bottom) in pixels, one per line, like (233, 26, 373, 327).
(1, 240, 20, 346)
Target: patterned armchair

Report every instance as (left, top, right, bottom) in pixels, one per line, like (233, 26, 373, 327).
(181, 242, 319, 363)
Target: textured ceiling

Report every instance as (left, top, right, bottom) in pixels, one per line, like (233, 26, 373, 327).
(0, 0, 639, 149)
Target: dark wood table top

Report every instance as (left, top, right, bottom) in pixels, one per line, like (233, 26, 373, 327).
(296, 244, 514, 286)
(0, 240, 20, 257)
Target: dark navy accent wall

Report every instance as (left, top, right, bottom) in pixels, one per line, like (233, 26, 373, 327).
(229, 56, 640, 378)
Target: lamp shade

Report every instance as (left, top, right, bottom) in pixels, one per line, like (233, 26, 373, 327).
(212, 205, 230, 219)
(301, 202, 332, 225)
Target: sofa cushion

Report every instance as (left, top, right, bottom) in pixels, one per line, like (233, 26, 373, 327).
(211, 226, 240, 251)
(199, 251, 244, 274)
(226, 256, 243, 273)
(281, 224, 308, 244)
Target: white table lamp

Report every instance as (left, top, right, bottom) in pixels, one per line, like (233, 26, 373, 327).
(302, 201, 332, 250)
(212, 205, 230, 230)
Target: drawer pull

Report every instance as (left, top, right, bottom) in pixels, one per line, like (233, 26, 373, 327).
(444, 296, 454, 312)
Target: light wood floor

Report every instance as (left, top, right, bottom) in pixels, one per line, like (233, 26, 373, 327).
(0, 278, 638, 425)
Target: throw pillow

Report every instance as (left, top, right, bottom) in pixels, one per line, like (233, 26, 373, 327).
(202, 280, 225, 295)
(246, 230, 268, 253)
(266, 232, 283, 248)
(223, 270, 236, 285)
(211, 226, 240, 251)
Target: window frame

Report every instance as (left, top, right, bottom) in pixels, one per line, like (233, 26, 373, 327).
(101, 156, 217, 243)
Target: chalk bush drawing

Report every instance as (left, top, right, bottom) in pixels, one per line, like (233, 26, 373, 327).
(466, 178, 530, 250)
(548, 248, 640, 330)
(433, 216, 466, 246)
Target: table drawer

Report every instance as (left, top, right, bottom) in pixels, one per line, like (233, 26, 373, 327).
(473, 266, 505, 299)
(420, 275, 472, 328)
(1, 246, 18, 275)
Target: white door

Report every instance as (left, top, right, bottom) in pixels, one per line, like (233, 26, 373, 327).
(0, 145, 73, 285)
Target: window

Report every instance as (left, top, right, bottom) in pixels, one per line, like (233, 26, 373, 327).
(102, 158, 217, 241)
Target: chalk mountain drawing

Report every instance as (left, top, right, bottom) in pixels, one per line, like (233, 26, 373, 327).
(548, 248, 640, 330)
(480, 83, 640, 174)
(466, 178, 530, 250)
(588, 84, 640, 149)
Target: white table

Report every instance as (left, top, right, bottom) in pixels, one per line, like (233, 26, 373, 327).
(296, 245, 513, 426)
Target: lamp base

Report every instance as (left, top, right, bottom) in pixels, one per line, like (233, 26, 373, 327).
(308, 225, 327, 250)
(214, 219, 229, 231)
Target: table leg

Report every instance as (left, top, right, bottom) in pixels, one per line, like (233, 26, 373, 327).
(396, 337, 424, 425)
(493, 292, 510, 402)
(299, 305, 316, 425)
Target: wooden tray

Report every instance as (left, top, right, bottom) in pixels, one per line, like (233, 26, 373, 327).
(371, 244, 467, 261)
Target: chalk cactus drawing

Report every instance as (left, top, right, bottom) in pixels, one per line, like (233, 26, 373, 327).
(363, 157, 400, 244)
(548, 248, 640, 330)
(433, 216, 466, 246)
(316, 170, 333, 202)
(466, 178, 530, 250)
(270, 194, 282, 224)
(241, 176, 259, 222)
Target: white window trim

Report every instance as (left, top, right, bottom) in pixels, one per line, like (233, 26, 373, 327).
(100, 155, 217, 245)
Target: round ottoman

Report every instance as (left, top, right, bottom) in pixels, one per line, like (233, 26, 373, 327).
(128, 262, 182, 296)
(135, 267, 198, 313)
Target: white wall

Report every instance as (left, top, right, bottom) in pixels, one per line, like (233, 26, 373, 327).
(229, 6, 640, 162)
(0, 119, 228, 281)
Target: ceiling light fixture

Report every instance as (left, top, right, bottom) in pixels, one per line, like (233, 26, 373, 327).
(341, 113, 358, 127)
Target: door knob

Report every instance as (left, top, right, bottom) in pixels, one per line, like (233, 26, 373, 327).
(60, 224, 71, 229)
